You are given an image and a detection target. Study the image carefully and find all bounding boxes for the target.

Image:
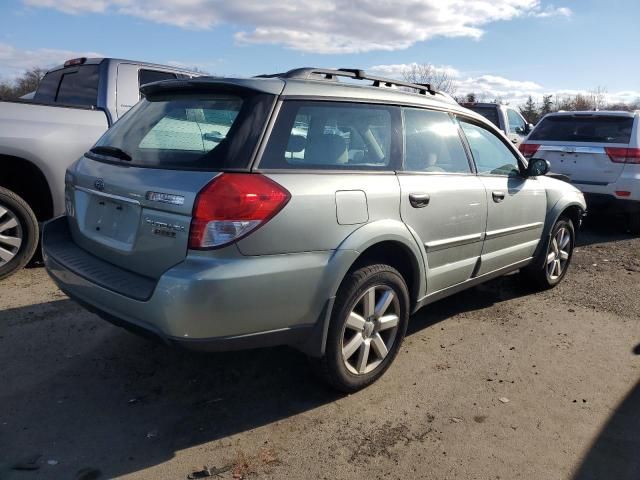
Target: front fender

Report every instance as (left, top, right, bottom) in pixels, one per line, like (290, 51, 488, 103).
(531, 190, 586, 268)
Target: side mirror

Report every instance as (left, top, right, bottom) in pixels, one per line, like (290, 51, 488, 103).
(527, 158, 550, 177)
(525, 123, 534, 134)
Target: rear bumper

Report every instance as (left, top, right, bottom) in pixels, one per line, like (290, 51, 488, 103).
(43, 216, 345, 356)
(582, 193, 640, 214)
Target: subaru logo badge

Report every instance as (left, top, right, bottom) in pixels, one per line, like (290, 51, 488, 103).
(94, 178, 105, 191)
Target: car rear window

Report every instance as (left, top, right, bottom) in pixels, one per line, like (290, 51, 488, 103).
(529, 115, 634, 143)
(34, 65, 100, 107)
(89, 91, 274, 170)
(259, 101, 397, 170)
(466, 106, 500, 128)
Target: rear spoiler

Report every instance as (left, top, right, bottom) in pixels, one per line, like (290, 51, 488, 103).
(140, 78, 284, 98)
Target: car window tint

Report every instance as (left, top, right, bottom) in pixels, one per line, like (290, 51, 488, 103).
(260, 101, 395, 170)
(139, 69, 177, 86)
(34, 65, 100, 106)
(55, 65, 100, 107)
(92, 91, 275, 170)
(507, 109, 526, 133)
(529, 115, 634, 143)
(33, 70, 63, 103)
(459, 119, 520, 176)
(138, 98, 242, 151)
(466, 106, 500, 127)
(403, 108, 470, 173)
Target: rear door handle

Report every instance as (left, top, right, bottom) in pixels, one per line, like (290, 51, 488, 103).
(409, 193, 430, 208)
(492, 191, 506, 203)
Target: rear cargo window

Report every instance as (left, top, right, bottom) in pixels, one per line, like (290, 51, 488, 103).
(530, 115, 634, 143)
(466, 106, 500, 128)
(90, 91, 274, 170)
(34, 65, 100, 107)
(260, 101, 397, 170)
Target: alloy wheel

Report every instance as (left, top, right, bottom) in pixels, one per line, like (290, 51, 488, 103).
(0, 204, 23, 267)
(546, 226, 571, 280)
(341, 285, 400, 375)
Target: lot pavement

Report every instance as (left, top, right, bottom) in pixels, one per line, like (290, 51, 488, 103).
(1, 217, 639, 480)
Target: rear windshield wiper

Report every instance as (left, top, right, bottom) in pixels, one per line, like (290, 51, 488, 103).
(89, 146, 132, 161)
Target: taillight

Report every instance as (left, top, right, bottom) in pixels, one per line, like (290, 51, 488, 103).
(519, 143, 540, 159)
(605, 147, 640, 164)
(189, 173, 290, 249)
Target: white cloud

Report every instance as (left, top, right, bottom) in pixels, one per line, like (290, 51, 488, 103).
(368, 62, 640, 106)
(0, 42, 103, 78)
(22, 0, 571, 54)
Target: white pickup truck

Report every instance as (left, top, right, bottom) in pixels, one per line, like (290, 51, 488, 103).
(0, 57, 201, 279)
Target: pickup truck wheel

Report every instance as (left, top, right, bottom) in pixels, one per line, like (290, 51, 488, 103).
(522, 217, 575, 290)
(0, 187, 39, 281)
(312, 264, 409, 392)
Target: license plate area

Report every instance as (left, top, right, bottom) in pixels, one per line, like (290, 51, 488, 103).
(83, 194, 141, 249)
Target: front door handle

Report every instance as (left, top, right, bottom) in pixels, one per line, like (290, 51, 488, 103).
(409, 192, 430, 208)
(511, 138, 519, 144)
(492, 191, 506, 203)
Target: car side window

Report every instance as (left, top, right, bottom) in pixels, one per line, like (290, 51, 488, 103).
(459, 119, 521, 176)
(260, 101, 396, 170)
(507, 109, 526, 134)
(403, 108, 471, 173)
(139, 69, 177, 87)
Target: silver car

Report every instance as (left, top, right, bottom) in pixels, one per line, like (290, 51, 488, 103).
(43, 68, 586, 391)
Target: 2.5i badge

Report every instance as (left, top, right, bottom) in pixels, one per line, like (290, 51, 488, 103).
(145, 218, 185, 238)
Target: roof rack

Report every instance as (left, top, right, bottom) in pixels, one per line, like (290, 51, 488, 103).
(256, 67, 438, 96)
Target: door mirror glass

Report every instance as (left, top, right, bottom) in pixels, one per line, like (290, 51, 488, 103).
(527, 158, 550, 177)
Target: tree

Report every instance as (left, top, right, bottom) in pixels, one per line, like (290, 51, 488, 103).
(555, 94, 574, 111)
(589, 85, 607, 110)
(519, 95, 538, 123)
(540, 95, 554, 116)
(573, 94, 593, 111)
(401, 63, 457, 95)
(0, 67, 47, 100)
(464, 92, 477, 103)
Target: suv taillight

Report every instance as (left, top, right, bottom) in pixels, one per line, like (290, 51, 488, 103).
(605, 147, 640, 164)
(189, 173, 290, 249)
(519, 143, 540, 159)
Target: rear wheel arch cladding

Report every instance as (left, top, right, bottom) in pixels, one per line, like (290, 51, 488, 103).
(329, 220, 426, 301)
(299, 220, 426, 358)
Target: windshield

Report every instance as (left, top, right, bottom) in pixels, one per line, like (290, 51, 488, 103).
(529, 115, 634, 143)
(91, 91, 274, 170)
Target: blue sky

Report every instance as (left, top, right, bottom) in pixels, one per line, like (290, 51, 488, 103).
(1, 0, 639, 105)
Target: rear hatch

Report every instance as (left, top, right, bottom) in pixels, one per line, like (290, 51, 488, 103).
(66, 79, 280, 279)
(524, 113, 635, 185)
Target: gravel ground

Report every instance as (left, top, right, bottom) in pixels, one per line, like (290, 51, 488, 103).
(0, 217, 638, 480)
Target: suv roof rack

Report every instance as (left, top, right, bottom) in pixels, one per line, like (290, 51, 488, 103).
(256, 67, 438, 96)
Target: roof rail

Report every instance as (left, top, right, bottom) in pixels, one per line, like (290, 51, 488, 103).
(257, 67, 438, 96)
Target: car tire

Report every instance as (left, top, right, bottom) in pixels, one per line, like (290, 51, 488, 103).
(522, 217, 575, 290)
(0, 187, 39, 281)
(313, 264, 410, 392)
